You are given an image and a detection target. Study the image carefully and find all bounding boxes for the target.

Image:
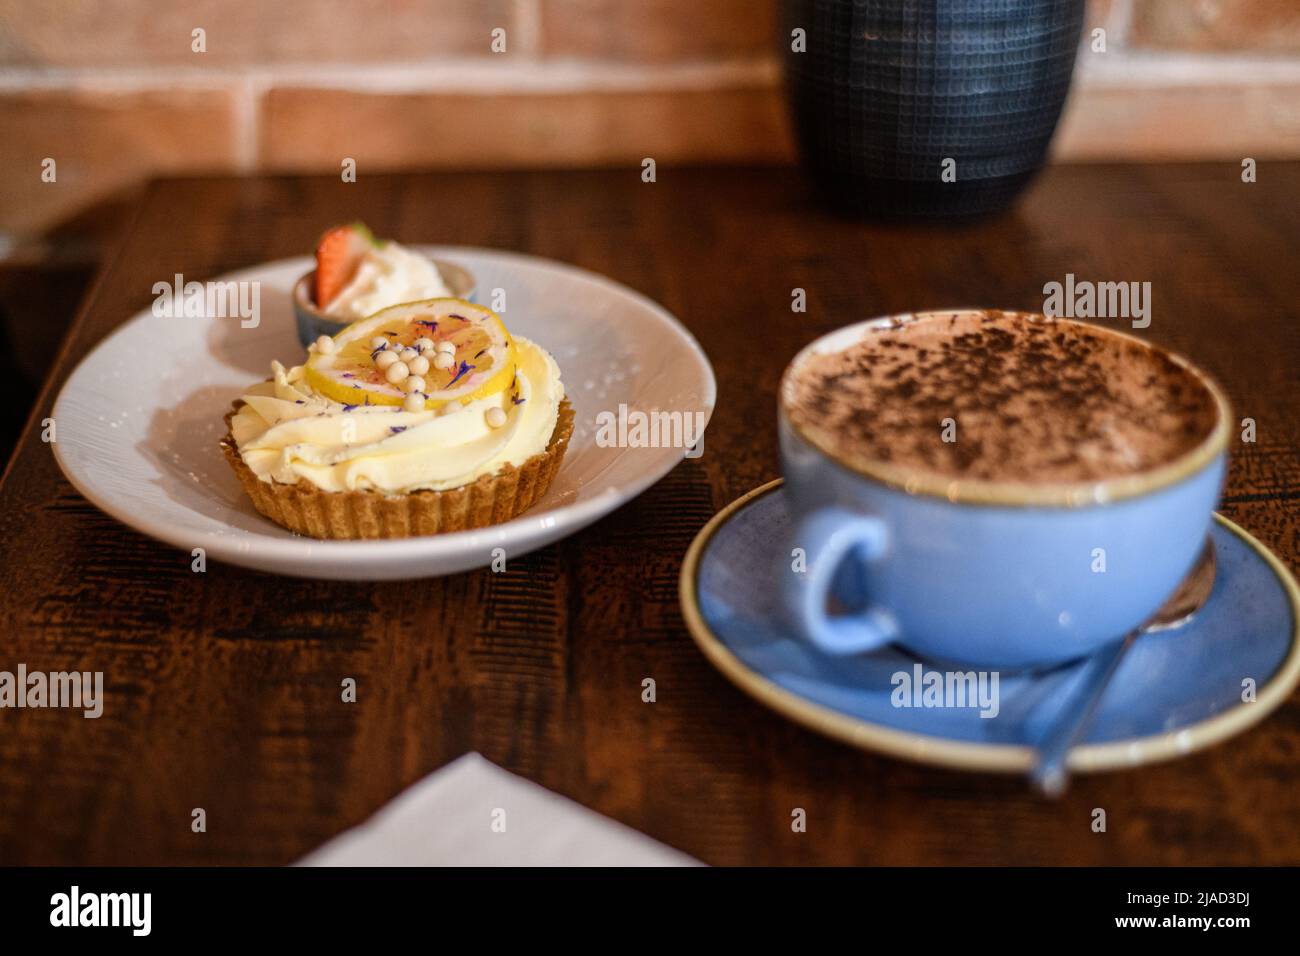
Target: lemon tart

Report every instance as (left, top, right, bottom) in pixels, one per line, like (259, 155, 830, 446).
(220, 298, 571, 539)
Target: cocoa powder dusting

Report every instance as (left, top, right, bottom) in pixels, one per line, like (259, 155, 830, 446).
(783, 311, 1218, 483)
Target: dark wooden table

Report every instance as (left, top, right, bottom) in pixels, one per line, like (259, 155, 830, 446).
(1, 165, 1297, 866)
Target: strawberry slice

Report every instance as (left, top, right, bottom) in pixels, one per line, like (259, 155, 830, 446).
(314, 223, 375, 309)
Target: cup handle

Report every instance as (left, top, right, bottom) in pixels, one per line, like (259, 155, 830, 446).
(790, 506, 897, 655)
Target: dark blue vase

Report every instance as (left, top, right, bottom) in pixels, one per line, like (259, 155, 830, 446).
(783, 0, 1086, 219)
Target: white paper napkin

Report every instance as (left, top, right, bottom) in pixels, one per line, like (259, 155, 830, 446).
(299, 752, 700, 866)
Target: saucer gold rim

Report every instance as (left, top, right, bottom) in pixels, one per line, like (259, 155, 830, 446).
(678, 478, 1300, 774)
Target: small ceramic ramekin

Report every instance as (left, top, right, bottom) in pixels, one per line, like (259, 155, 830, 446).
(293, 258, 477, 346)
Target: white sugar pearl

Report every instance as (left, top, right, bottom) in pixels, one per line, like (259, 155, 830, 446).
(485, 407, 507, 429)
(385, 362, 409, 384)
(436, 340, 456, 355)
(375, 350, 398, 370)
(314, 335, 336, 354)
(402, 376, 426, 393)
(400, 347, 419, 362)
(433, 351, 455, 370)
(403, 394, 424, 413)
(408, 355, 430, 375)
(369, 336, 388, 351)
(414, 337, 434, 350)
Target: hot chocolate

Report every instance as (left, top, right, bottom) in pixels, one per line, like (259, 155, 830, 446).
(782, 310, 1220, 484)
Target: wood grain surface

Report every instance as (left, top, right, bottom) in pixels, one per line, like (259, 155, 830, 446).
(0, 166, 1297, 865)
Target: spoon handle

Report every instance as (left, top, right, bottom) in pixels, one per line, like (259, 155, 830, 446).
(1030, 633, 1135, 797)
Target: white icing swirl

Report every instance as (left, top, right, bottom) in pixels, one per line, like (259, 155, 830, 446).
(232, 336, 563, 495)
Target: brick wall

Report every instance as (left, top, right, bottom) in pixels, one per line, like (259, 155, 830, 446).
(2, 0, 1299, 241)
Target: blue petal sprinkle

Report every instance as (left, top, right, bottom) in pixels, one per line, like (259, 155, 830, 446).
(512, 396, 526, 405)
(447, 360, 475, 387)
(343, 404, 357, 412)
(390, 425, 407, 434)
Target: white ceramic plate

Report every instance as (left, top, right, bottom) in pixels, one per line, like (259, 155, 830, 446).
(52, 247, 716, 580)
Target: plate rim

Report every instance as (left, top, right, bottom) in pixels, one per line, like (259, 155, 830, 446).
(679, 478, 1300, 774)
(51, 247, 716, 572)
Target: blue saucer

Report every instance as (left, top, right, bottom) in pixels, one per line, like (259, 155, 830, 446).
(680, 480, 1300, 773)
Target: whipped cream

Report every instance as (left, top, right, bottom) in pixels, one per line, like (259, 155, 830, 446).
(324, 242, 452, 319)
(231, 336, 563, 495)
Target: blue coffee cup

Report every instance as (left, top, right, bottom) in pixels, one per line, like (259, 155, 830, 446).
(779, 311, 1230, 668)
